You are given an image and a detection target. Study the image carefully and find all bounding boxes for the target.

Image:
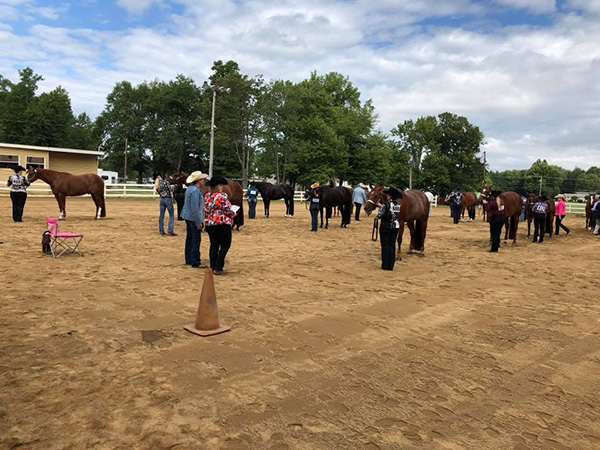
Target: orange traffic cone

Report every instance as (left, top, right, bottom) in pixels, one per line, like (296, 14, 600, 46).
(184, 268, 231, 337)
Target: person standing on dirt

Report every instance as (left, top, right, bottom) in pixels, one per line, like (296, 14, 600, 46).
(308, 182, 321, 232)
(173, 182, 187, 221)
(378, 187, 402, 270)
(181, 171, 208, 268)
(7, 165, 29, 222)
(554, 194, 570, 236)
(482, 190, 504, 252)
(204, 177, 237, 275)
(592, 197, 600, 235)
(531, 195, 549, 243)
(448, 187, 463, 224)
(246, 183, 260, 219)
(353, 183, 367, 221)
(154, 173, 176, 236)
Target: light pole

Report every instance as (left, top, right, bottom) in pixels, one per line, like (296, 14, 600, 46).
(202, 81, 231, 178)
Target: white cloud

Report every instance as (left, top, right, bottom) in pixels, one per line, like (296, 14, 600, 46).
(116, 0, 163, 14)
(492, 0, 556, 14)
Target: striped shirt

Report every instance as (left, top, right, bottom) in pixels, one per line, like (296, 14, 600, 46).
(7, 174, 29, 193)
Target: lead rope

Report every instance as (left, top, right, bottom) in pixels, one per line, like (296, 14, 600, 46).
(372, 217, 379, 241)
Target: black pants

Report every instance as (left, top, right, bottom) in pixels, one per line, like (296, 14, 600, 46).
(533, 213, 546, 243)
(175, 194, 185, 220)
(206, 225, 232, 271)
(450, 203, 460, 224)
(555, 215, 569, 235)
(10, 191, 27, 222)
(490, 214, 504, 252)
(310, 207, 319, 231)
(248, 200, 257, 219)
(468, 207, 475, 221)
(380, 229, 399, 270)
(354, 202, 362, 221)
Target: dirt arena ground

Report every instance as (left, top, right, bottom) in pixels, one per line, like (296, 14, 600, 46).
(1, 196, 599, 449)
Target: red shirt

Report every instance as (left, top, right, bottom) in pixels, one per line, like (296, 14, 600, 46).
(204, 192, 235, 226)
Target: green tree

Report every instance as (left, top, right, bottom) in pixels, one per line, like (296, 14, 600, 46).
(97, 81, 152, 182)
(25, 86, 74, 147)
(525, 159, 563, 196)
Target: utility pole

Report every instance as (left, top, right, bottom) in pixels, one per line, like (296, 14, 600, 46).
(539, 176, 543, 196)
(409, 158, 413, 190)
(209, 89, 216, 178)
(124, 138, 128, 183)
(482, 151, 487, 184)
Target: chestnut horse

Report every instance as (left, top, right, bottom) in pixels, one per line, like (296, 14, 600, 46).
(525, 193, 555, 239)
(364, 186, 429, 260)
(27, 167, 106, 219)
(460, 192, 478, 221)
(168, 172, 244, 230)
(480, 189, 522, 244)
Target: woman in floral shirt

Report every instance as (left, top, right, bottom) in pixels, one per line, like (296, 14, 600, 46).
(204, 177, 236, 275)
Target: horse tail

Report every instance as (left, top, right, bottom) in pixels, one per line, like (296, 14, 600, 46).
(289, 191, 295, 216)
(100, 195, 107, 217)
(414, 219, 424, 251)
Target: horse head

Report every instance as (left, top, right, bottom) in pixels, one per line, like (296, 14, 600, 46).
(478, 185, 492, 204)
(364, 186, 385, 216)
(26, 166, 40, 183)
(168, 171, 188, 185)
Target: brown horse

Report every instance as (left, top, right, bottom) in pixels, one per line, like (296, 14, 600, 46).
(169, 172, 245, 230)
(481, 189, 521, 244)
(460, 192, 478, 221)
(364, 186, 429, 260)
(27, 167, 106, 219)
(586, 194, 597, 229)
(525, 193, 555, 239)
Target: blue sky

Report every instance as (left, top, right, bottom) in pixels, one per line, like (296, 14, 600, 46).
(1, 0, 599, 170)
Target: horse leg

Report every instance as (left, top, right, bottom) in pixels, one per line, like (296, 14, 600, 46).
(513, 215, 519, 245)
(56, 193, 66, 219)
(406, 221, 415, 253)
(326, 206, 332, 229)
(92, 193, 101, 219)
(396, 221, 404, 260)
(264, 199, 270, 218)
(320, 208, 324, 228)
(420, 218, 428, 253)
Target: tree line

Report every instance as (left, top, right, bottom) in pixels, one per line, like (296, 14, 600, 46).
(8, 64, 595, 196)
(490, 160, 600, 197)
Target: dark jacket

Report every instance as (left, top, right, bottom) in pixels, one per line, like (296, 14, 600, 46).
(378, 200, 401, 233)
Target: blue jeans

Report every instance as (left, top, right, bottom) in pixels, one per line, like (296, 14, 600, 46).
(310, 207, 319, 231)
(185, 220, 201, 266)
(159, 197, 174, 234)
(248, 200, 257, 219)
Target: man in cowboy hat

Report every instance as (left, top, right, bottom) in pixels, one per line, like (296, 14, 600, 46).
(353, 183, 367, 221)
(181, 171, 209, 268)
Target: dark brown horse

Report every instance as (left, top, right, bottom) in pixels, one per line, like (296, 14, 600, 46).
(481, 189, 521, 244)
(317, 185, 353, 228)
(525, 193, 555, 239)
(251, 181, 295, 217)
(364, 186, 429, 260)
(169, 172, 245, 230)
(586, 194, 597, 229)
(27, 167, 106, 219)
(460, 192, 478, 221)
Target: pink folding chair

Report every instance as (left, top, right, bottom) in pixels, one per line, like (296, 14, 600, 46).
(46, 217, 84, 257)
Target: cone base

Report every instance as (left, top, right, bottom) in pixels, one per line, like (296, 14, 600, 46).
(184, 324, 231, 337)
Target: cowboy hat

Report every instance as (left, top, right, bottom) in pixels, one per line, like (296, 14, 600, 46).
(186, 171, 208, 184)
(205, 176, 229, 187)
(310, 182, 320, 189)
(382, 187, 402, 199)
(14, 165, 26, 172)
(555, 194, 565, 199)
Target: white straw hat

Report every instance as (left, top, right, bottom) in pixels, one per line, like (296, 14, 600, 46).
(186, 171, 208, 184)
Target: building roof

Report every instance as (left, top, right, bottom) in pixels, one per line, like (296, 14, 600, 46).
(0, 142, 103, 156)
